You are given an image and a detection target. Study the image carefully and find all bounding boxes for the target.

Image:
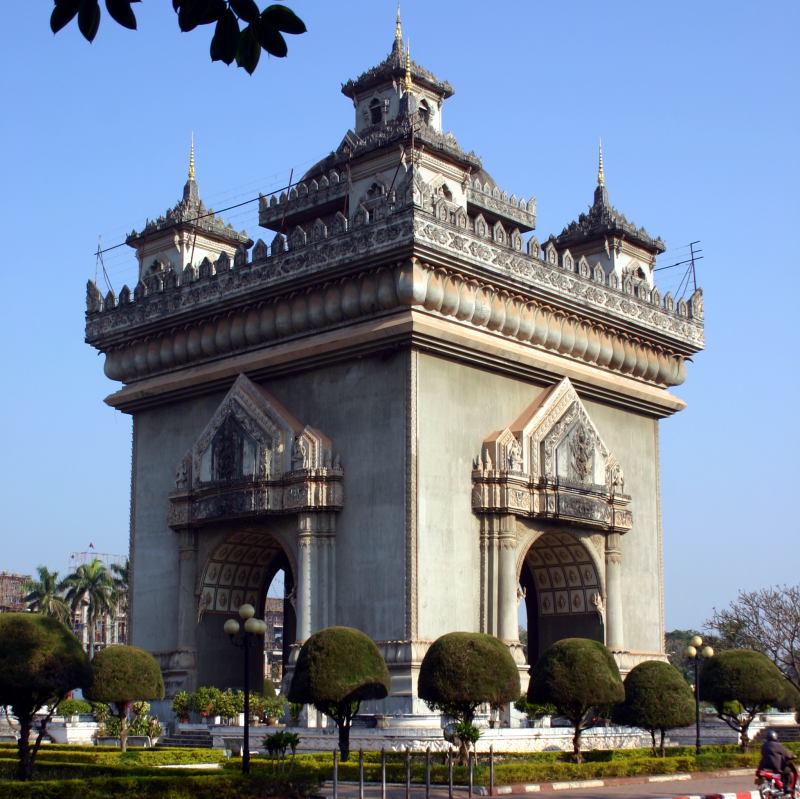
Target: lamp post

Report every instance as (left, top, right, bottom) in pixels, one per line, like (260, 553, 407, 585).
(685, 635, 714, 754)
(224, 603, 267, 775)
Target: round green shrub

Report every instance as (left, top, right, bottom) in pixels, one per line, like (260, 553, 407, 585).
(418, 632, 520, 723)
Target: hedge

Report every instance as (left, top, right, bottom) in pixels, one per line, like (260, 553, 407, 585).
(0, 771, 322, 799)
(0, 747, 225, 767)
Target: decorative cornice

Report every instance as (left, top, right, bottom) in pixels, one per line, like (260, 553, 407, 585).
(87, 203, 702, 390)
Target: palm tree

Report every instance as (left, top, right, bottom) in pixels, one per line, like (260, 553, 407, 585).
(22, 566, 69, 622)
(62, 558, 116, 658)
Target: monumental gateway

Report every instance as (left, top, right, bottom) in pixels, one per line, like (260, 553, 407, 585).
(85, 20, 704, 717)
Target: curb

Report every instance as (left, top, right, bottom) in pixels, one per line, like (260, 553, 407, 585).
(473, 769, 756, 796)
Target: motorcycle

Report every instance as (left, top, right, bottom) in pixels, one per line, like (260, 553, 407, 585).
(756, 760, 800, 799)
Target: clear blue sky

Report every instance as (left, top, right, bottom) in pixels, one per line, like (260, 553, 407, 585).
(1, 1, 797, 632)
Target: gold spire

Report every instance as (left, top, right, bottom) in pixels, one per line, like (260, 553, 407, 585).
(395, 4, 402, 41)
(597, 137, 604, 187)
(188, 133, 196, 182)
(404, 41, 412, 92)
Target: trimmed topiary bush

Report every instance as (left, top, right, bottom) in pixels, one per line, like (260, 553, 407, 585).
(0, 613, 90, 780)
(418, 632, 519, 760)
(288, 626, 390, 761)
(613, 660, 694, 755)
(84, 645, 164, 752)
(700, 648, 792, 750)
(528, 637, 624, 762)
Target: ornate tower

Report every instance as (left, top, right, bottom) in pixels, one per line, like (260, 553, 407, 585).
(86, 20, 703, 715)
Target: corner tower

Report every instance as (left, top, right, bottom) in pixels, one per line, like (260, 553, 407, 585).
(86, 16, 704, 718)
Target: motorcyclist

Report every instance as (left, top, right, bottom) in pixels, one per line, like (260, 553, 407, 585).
(759, 730, 798, 795)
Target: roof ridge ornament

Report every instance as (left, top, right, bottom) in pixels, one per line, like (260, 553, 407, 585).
(395, 3, 402, 41)
(404, 40, 412, 92)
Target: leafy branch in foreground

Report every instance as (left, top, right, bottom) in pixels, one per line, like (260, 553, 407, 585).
(50, 0, 306, 74)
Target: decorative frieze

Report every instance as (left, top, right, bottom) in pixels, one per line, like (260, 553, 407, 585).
(167, 375, 343, 530)
(472, 378, 632, 534)
(87, 197, 702, 390)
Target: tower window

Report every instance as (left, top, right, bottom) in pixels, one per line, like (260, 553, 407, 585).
(369, 99, 382, 125)
(418, 99, 431, 125)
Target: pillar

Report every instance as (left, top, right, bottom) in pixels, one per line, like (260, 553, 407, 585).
(497, 515, 519, 642)
(296, 512, 337, 640)
(176, 528, 198, 650)
(604, 532, 624, 649)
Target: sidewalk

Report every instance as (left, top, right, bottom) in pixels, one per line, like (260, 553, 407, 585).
(324, 769, 760, 799)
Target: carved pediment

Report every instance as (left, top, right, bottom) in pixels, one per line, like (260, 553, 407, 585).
(473, 378, 631, 532)
(168, 374, 342, 528)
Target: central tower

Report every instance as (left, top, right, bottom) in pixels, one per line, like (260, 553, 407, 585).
(86, 17, 703, 717)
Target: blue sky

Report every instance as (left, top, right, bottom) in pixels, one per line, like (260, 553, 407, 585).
(1, 1, 797, 632)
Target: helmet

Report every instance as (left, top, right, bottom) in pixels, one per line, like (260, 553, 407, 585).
(766, 730, 779, 741)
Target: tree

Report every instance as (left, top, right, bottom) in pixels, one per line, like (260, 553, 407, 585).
(613, 660, 695, 756)
(22, 566, 69, 623)
(288, 626, 390, 761)
(707, 585, 800, 693)
(62, 558, 116, 658)
(50, 1, 306, 75)
(0, 613, 91, 780)
(418, 632, 519, 761)
(699, 648, 799, 751)
(84, 645, 165, 752)
(528, 638, 624, 762)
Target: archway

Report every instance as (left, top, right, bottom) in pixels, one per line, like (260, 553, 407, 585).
(195, 528, 296, 691)
(519, 530, 604, 666)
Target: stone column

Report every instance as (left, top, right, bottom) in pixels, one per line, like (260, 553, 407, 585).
(604, 532, 624, 649)
(296, 512, 337, 639)
(296, 515, 313, 641)
(176, 528, 198, 650)
(497, 515, 519, 642)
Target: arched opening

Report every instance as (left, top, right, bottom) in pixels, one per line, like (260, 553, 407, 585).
(369, 98, 382, 125)
(262, 550, 295, 685)
(196, 528, 296, 692)
(518, 530, 604, 666)
(418, 99, 431, 125)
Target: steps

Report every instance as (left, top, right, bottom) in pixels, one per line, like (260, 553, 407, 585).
(757, 725, 800, 743)
(157, 728, 213, 748)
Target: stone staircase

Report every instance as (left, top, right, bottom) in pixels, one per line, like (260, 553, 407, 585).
(757, 725, 800, 743)
(157, 728, 213, 748)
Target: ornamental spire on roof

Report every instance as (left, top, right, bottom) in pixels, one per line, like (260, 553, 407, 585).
(597, 137, 604, 188)
(188, 133, 196, 181)
(395, 3, 402, 41)
(404, 41, 413, 92)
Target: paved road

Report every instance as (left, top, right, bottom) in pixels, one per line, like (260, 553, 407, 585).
(322, 772, 760, 799)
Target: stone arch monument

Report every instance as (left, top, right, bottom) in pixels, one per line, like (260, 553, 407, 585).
(85, 19, 703, 714)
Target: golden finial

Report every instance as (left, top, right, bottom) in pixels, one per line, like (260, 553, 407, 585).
(597, 137, 604, 187)
(404, 40, 412, 92)
(395, 3, 402, 41)
(188, 133, 196, 181)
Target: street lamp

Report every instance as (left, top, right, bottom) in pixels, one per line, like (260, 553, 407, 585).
(685, 635, 714, 754)
(224, 603, 267, 774)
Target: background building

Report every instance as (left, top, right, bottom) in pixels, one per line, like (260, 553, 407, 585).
(0, 571, 30, 613)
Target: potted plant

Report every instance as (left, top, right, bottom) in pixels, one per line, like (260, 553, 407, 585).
(57, 698, 92, 723)
(265, 693, 287, 726)
(171, 691, 190, 723)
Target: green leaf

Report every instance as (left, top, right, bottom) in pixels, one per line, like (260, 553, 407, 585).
(78, 0, 101, 42)
(229, 0, 259, 24)
(197, 0, 226, 25)
(255, 16, 287, 57)
(262, 4, 306, 34)
(210, 9, 239, 65)
(105, 0, 136, 30)
(177, 0, 222, 31)
(236, 25, 261, 74)
(50, 0, 81, 34)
